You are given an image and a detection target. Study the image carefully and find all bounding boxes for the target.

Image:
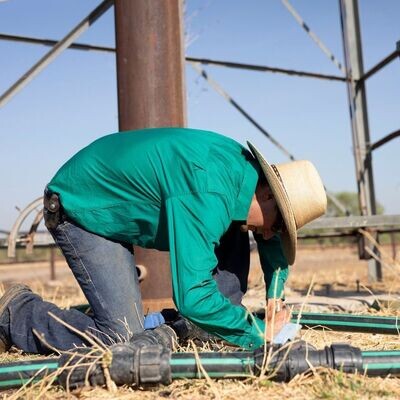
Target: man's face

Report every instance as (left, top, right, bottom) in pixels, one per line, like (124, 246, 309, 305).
(248, 183, 283, 240)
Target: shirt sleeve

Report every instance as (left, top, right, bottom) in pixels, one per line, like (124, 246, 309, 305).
(254, 233, 289, 299)
(166, 192, 265, 349)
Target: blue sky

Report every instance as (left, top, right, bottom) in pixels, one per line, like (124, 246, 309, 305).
(0, 0, 399, 230)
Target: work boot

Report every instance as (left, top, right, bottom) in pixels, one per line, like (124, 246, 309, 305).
(0, 284, 32, 352)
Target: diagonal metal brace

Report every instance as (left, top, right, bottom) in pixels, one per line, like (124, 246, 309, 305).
(0, 0, 114, 108)
(280, 0, 346, 74)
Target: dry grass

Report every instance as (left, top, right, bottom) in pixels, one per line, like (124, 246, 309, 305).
(3, 366, 400, 400)
(1, 242, 400, 399)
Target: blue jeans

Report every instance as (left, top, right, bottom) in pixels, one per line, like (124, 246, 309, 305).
(8, 218, 144, 354)
(9, 211, 249, 354)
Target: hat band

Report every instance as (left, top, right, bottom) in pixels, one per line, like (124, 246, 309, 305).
(271, 164, 283, 185)
(271, 164, 298, 229)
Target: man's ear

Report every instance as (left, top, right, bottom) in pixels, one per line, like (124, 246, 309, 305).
(255, 182, 272, 207)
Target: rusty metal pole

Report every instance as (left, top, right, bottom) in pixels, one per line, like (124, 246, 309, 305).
(114, 0, 186, 311)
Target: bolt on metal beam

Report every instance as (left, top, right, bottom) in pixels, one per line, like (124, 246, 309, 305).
(281, 0, 346, 74)
(0, 0, 114, 108)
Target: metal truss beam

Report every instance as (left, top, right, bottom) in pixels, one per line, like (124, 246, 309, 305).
(369, 128, 400, 153)
(303, 214, 400, 231)
(190, 62, 296, 160)
(191, 62, 353, 216)
(281, 0, 345, 73)
(0, 0, 113, 108)
(340, 0, 380, 280)
(187, 57, 347, 82)
(0, 33, 115, 53)
(0, 33, 347, 82)
(360, 48, 400, 83)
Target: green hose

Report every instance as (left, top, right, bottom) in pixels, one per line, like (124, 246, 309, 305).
(170, 352, 254, 379)
(361, 350, 400, 376)
(290, 312, 400, 334)
(0, 359, 59, 389)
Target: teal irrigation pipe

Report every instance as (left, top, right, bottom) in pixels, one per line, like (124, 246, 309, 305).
(0, 359, 59, 389)
(362, 350, 400, 376)
(290, 312, 400, 334)
(170, 351, 254, 379)
(1, 343, 400, 390)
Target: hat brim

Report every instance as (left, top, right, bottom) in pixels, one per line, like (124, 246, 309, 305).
(247, 141, 297, 265)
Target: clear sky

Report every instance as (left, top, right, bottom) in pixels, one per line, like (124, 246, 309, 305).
(0, 0, 399, 230)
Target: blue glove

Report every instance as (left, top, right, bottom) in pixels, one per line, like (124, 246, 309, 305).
(144, 312, 165, 330)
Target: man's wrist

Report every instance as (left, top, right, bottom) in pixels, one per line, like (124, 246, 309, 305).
(266, 298, 286, 314)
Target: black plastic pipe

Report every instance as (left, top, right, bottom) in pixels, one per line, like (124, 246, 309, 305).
(1, 342, 400, 390)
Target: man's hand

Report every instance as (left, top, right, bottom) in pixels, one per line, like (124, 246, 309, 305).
(265, 298, 291, 341)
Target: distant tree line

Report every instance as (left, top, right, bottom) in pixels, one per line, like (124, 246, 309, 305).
(326, 191, 384, 217)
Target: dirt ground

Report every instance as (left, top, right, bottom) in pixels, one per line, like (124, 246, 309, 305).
(0, 243, 395, 295)
(0, 243, 399, 316)
(247, 243, 400, 310)
(1, 243, 400, 399)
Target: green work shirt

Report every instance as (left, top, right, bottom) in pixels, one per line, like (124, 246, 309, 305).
(48, 127, 288, 349)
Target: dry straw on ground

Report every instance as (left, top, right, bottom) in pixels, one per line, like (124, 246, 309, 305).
(1, 242, 400, 399)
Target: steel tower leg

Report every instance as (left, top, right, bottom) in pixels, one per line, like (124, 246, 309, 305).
(339, 0, 381, 281)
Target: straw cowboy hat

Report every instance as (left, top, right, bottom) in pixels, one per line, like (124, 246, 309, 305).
(247, 142, 327, 265)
